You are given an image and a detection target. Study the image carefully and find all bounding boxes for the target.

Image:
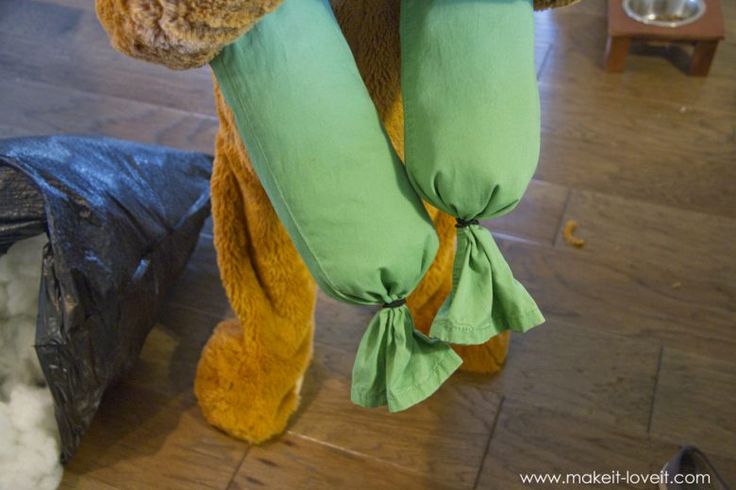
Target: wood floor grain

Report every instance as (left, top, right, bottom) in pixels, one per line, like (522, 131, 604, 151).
(477, 319, 661, 433)
(0, 77, 218, 153)
(63, 386, 248, 490)
(475, 399, 681, 490)
(555, 190, 736, 312)
(650, 348, 736, 459)
(499, 238, 736, 361)
(0, 0, 216, 115)
(230, 434, 458, 490)
(294, 339, 503, 487)
(485, 179, 570, 246)
(0, 0, 734, 488)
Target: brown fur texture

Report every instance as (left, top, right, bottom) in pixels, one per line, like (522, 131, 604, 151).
(96, 0, 580, 69)
(96, 0, 282, 69)
(97, 0, 575, 443)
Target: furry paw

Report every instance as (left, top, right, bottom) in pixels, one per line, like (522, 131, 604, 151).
(454, 331, 510, 375)
(194, 319, 310, 443)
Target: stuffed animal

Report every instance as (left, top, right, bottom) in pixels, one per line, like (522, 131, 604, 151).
(96, 0, 579, 443)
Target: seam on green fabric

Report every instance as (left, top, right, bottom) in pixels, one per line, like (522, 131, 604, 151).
(432, 317, 498, 332)
(431, 316, 502, 345)
(214, 51, 356, 306)
(433, 306, 543, 331)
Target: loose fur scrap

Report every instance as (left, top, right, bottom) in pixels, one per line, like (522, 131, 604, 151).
(96, 0, 283, 69)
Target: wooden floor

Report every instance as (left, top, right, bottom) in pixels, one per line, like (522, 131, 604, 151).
(1, 0, 735, 488)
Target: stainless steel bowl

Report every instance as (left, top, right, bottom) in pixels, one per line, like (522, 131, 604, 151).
(623, 0, 706, 28)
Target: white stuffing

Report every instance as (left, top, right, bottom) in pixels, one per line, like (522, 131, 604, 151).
(0, 234, 62, 490)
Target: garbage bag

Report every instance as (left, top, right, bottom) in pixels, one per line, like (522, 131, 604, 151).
(0, 135, 212, 462)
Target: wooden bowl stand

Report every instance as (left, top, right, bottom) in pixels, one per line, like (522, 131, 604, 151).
(606, 0, 725, 76)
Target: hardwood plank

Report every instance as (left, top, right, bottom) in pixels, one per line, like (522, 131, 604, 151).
(231, 434, 457, 490)
(535, 41, 553, 78)
(477, 319, 660, 433)
(496, 238, 736, 361)
(289, 296, 502, 488)
(555, 190, 736, 312)
(63, 386, 248, 490)
(650, 348, 736, 460)
(0, 0, 86, 39)
(476, 400, 680, 490)
(312, 295, 376, 366)
(290, 370, 500, 488)
(486, 179, 569, 246)
(0, 124, 34, 139)
(164, 234, 232, 318)
(0, 35, 216, 117)
(544, 39, 736, 116)
(0, 0, 216, 116)
(536, 81, 736, 218)
(724, 1, 736, 39)
(0, 77, 218, 154)
(124, 306, 222, 398)
(536, 8, 736, 115)
(61, 474, 120, 490)
(706, 453, 736, 488)
(43, 0, 97, 11)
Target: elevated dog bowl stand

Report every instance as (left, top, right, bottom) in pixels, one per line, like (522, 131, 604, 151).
(606, 0, 725, 76)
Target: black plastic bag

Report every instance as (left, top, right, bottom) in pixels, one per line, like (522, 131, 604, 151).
(0, 135, 212, 462)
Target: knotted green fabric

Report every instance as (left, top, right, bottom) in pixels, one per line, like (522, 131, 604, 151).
(434, 224, 544, 344)
(210, 0, 461, 412)
(352, 304, 462, 412)
(401, 0, 545, 345)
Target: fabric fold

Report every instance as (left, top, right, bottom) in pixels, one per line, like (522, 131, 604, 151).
(429, 224, 544, 344)
(352, 305, 462, 412)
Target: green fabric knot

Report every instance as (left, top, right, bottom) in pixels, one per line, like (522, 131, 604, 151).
(429, 224, 544, 345)
(351, 304, 462, 412)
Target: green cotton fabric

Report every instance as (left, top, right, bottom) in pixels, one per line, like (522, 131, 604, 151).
(401, 0, 545, 345)
(210, 0, 461, 412)
(351, 305, 463, 411)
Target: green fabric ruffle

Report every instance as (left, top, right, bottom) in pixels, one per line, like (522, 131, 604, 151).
(352, 304, 462, 412)
(429, 223, 544, 345)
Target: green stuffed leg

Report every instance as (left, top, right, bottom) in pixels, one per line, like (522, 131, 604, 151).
(401, 0, 545, 345)
(210, 0, 461, 412)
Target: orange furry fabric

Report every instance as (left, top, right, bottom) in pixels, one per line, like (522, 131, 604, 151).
(96, 0, 574, 443)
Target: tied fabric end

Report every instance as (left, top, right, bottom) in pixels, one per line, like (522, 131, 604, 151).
(351, 304, 462, 412)
(455, 217, 480, 228)
(383, 298, 406, 308)
(429, 223, 544, 345)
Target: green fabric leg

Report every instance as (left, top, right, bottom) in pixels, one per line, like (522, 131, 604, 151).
(401, 0, 544, 345)
(211, 0, 459, 411)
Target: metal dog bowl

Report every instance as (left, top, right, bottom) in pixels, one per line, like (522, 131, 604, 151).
(623, 0, 706, 28)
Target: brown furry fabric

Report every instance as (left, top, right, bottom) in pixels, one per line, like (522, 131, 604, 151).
(96, 0, 282, 69)
(97, 0, 581, 70)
